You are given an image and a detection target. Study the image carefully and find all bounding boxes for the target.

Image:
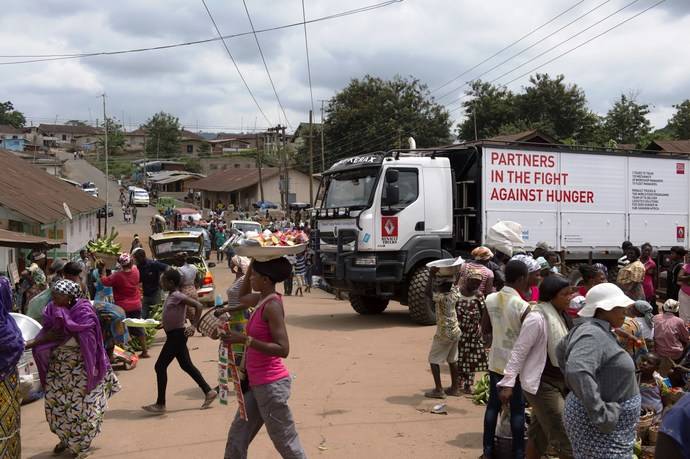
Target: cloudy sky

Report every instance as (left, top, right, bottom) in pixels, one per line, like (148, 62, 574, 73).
(0, 0, 688, 133)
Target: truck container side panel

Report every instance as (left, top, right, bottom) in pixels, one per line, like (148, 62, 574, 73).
(630, 215, 688, 247)
(485, 210, 558, 247)
(482, 146, 690, 250)
(561, 213, 626, 247)
(628, 157, 689, 247)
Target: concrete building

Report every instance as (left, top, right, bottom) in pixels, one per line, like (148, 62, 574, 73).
(0, 148, 103, 268)
(187, 167, 318, 210)
(200, 156, 256, 175)
(38, 123, 103, 148)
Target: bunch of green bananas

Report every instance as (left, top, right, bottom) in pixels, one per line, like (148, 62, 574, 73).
(126, 303, 162, 352)
(87, 227, 121, 255)
(472, 373, 490, 405)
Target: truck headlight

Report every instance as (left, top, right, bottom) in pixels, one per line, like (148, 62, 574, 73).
(354, 255, 377, 266)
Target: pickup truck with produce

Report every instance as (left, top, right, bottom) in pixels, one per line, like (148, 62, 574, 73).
(312, 141, 690, 324)
(148, 231, 217, 305)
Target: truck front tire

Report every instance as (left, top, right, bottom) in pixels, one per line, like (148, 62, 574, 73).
(408, 266, 435, 325)
(349, 295, 389, 315)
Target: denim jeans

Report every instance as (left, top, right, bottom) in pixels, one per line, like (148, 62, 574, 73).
(483, 371, 525, 459)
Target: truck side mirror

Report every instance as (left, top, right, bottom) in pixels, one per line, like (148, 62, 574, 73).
(384, 183, 400, 207)
(385, 169, 399, 183)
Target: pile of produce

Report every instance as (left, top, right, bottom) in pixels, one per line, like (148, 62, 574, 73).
(127, 303, 162, 352)
(241, 229, 308, 247)
(87, 227, 122, 254)
(472, 373, 490, 405)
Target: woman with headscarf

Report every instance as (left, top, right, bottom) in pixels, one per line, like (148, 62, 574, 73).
(498, 275, 575, 459)
(455, 267, 488, 393)
(511, 254, 542, 302)
(456, 246, 494, 297)
(26, 279, 120, 459)
(0, 276, 24, 459)
(558, 283, 640, 459)
(222, 257, 306, 458)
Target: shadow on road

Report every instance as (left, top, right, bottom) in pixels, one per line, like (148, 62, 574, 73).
(447, 431, 483, 449)
(288, 310, 420, 331)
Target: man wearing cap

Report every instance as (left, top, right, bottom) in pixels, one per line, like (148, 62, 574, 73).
(653, 299, 689, 363)
(558, 283, 640, 457)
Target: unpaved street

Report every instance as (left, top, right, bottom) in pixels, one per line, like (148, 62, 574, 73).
(20, 157, 485, 458)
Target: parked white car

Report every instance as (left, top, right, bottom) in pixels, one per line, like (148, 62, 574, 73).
(128, 187, 150, 206)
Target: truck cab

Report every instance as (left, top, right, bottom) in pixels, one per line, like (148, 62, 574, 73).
(314, 152, 454, 324)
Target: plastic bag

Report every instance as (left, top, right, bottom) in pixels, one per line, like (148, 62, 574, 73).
(496, 406, 512, 438)
(486, 221, 524, 257)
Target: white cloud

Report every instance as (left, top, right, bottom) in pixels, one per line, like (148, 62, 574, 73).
(0, 0, 687, 132)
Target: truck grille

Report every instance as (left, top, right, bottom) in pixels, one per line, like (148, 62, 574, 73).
(320, 231, 357, 246)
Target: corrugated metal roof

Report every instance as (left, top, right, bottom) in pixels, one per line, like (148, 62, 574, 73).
(648, 140, 690, 154)
(0, 228, 64, 248)
(188, 167, 280, 192)
(0, 148, 104, 223)
(38, 123, 103, 135)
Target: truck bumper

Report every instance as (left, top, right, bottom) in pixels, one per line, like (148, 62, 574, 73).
(320, 250, 406, 298)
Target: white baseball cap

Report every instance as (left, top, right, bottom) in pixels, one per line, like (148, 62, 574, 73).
(578, 283, 634, 317)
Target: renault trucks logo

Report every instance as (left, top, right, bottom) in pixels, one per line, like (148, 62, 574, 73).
(677, 163, 685, 175)
(381, 216, 398, 244)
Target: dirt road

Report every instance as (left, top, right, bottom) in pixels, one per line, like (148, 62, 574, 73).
(21, 157, 486, 458)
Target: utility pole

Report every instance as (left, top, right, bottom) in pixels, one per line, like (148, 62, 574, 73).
(281, 124, 288, 208)
(473, 98, 478, 141)
(256, 132, 264, 202)
(101, 94, 109, 231)
(156, 134, 160, 160)
(308, 110, 314, 204)
(319, 99, 326, 172)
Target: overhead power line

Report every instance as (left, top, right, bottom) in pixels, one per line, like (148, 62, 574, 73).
(302, 0, 315, 113)
(436, 0, 614, 102)
(0, 0, 404, 65)
(201, 0, 272, 126)
(447, 0, 667, 115)
(431, 0, 585, 94)
(241, 0, 293, 129)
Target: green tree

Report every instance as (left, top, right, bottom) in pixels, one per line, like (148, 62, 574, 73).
(667, 100, 690, 139)
(514, 73, 597, 143)
(143, 112, 181, 158)
(0, 101, 26, 128)
(198, 141, 211, 156)
(456, 81, 517, 141)
(600, 93, 651, 146)
(323, 75, 451, 166)
(97, 117, 125, 153)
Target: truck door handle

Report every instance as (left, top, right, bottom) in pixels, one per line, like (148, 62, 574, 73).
(415, 221, 424, 231)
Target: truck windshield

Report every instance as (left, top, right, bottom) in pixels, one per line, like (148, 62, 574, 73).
(322, 168, 379, 209)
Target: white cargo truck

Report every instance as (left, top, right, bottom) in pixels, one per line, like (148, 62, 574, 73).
(312, 142, 690, 324)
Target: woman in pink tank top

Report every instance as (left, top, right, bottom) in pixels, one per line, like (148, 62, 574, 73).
(222, 257, 306, 459)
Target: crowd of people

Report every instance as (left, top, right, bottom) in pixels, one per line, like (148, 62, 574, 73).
(425, 241, 690, 458)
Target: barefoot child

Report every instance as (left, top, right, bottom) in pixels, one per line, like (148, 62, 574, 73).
(425, 264, 462, 399)
(143, 269, 216, 413)
(456, 268, 488, 393)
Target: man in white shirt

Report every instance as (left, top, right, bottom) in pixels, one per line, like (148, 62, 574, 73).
(482, 259, 530, 459)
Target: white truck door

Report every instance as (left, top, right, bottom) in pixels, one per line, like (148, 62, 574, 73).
(375, 166, 424, 250)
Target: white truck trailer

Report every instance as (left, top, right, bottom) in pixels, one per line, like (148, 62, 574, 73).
(312, 142, 690, 324)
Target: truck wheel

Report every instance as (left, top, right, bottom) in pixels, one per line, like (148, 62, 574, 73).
(408, 266, 435, 325)
(349, 295, 389, 315)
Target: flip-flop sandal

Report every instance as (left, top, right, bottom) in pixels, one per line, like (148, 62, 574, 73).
(424, 390, 447, 399)
(54, 442, 67, 454)
(142, 404, 166, 414)
(201, 390, 218, 409)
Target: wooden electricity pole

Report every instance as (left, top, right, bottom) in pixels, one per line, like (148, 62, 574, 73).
(308, 110, 314, 204)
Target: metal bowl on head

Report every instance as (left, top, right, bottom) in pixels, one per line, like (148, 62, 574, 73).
(426, 257, 464, 277)
(10, 312, 42, 341)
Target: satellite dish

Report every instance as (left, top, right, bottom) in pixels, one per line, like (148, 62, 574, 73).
(63, 202, 73, 220)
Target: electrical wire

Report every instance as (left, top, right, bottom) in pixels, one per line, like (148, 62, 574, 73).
(431, 0, 585, 94)
(241, 0, 293, 129)
(302, 0, 315, 114)
(436, 0, 614, 102)
(447, 0, 666, 115)
(200, 0, 272, 126)
(0, 1, 404, 65)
